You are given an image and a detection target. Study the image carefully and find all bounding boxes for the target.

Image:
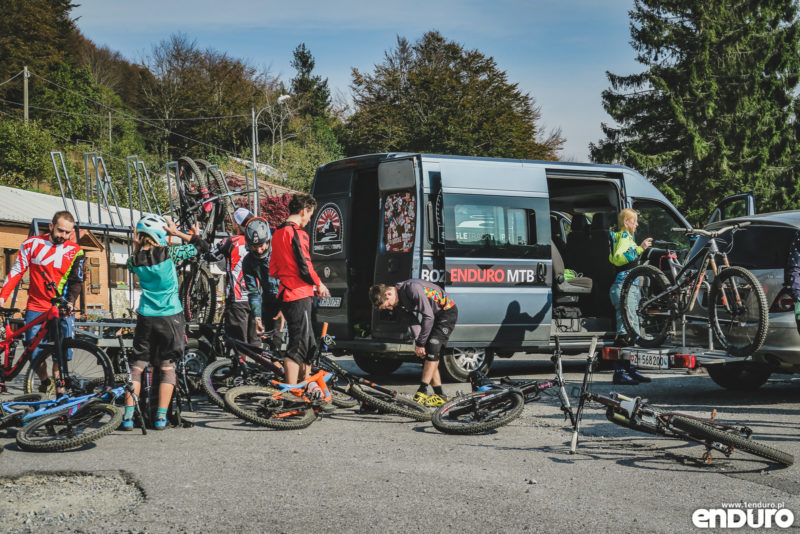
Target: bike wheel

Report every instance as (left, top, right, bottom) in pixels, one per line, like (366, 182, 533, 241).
(708, 266, 768, 358)
(672, 416, 793, 466)
(177, 156, 217, 240)
(329, 386, 359, 409)
(431, 390, 525, 434)
(180, 266, 216, 324)
(349, 383, 431, 421)
(24, 339, 115, 398)
(620, 265, 672, 348)
(224, 385, 316, 430)
(201, 360, 235, 409)
(196, 159, 235, 229)
(16, 402, 123, 452)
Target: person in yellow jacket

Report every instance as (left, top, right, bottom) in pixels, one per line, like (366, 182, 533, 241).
(609, 208, 653, 385)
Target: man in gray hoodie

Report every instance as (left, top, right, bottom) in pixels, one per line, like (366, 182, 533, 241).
(369, 279, 458, 406)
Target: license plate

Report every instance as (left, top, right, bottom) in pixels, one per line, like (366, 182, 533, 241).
(629, 352, 668, 369)
(317, 296, 342, 308)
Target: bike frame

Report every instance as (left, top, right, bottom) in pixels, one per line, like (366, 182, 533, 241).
(1, 386, 125, 427)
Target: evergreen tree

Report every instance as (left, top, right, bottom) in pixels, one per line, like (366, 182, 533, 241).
(290, 43, 331, 118)
(591, 0, 800, 224)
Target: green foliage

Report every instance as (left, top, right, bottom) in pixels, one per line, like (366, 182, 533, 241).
(275, 117, 344, 191)
(344, 31, 564, 159)
(290, 43, 331, 118)
(33, 63, 103, 143)
(0, 119, 56, 189)
(591, 0, 800, 224)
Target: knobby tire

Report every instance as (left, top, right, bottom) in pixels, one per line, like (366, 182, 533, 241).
(349, 383, 431, 421)
(16, 401, 123, 452)
(224, 385, 316, 430)
(432, 390, 525, 434)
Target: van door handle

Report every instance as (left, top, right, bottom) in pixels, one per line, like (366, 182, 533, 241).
(387, 256, 398, 273)
(536, 262, 547, 284)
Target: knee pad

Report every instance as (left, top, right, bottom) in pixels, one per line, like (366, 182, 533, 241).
(131, 361, 147, 382)
(424, 352, 440, 362)
(159, 362, 177, 386)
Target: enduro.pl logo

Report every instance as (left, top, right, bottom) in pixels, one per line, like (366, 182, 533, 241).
(692, 503, 794, 529)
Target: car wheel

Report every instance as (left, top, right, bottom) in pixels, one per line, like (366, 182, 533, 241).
(352, 352, 403, 377)
(440, 348, 494, 382)
(706, 363, 771, 391)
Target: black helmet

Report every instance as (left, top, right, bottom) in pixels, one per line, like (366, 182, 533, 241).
(244, 217, 271, 258)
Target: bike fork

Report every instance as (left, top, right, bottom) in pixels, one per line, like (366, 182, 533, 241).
(570, 336, 598, 454)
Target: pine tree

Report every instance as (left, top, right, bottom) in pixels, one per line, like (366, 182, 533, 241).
(591, 0, 800, 224)
(290, 43, 331, 118)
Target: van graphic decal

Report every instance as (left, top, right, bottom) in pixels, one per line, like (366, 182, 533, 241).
(313, 203, 343, 256)
(384, 192, 416, 253)
(421, 264, 549, 287)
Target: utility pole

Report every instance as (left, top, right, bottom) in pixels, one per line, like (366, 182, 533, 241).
(108, 112, 112, 145)
(23, 66, 29, 123)
(251, 106, 259, 214)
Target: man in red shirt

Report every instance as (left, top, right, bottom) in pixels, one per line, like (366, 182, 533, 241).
(0, 211, 85, 389)
(269, 193, 329, 385)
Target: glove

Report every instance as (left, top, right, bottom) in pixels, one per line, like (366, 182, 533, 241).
(795, 301, 800, 321)
(306, 382, 323, 401)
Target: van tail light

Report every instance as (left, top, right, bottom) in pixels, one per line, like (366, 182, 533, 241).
(672, 354, 696, 369)
(770, 288, 795, 313)
(602, 347, 620, 360)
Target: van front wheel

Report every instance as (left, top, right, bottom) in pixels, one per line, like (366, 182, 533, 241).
(440, 348, 494, 382)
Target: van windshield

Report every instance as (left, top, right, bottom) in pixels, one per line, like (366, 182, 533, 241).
(443, 194, 549, 259)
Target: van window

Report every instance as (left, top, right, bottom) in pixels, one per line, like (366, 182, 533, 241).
(632, 199, 690, 249)
(690, 225, 795, 270)
(443, 194, 549, 259)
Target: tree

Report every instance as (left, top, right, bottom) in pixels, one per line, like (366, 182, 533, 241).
(344, 31, 563, 159)
(591, 0, 800, 224)
(276, 117, 344, 191)
(290, 43, 331, 118)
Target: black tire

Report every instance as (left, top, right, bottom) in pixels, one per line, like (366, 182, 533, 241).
(352, 353, 403, 377)
(200, 359, 272, 409)
(329, 386, 359, 409)
(224, 385, 317, 430)
(181, 265, 217, 324)
(180, 338, 209, 394)
(708, 266, 769, 358)
(349, 383, 431, 421)
(23, 339, 115, 398)
(16, 402, 123, 452)
(431, 390, 525, 434)
(177, 156, 217, 240)
(706, 363, 772, 391)
(671, 415, 793, 466)
(0, 393, 45, 429)
(196, 159, 235, 229)
(440, 348, 495, 382)
(620, 265, 672, 348)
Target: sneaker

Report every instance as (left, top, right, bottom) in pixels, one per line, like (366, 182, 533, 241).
(38, 378, 54, 394)
(120, 418, 134, 431)
(153, 417, 168, 430)
(424, 393, 448, 407)
(628, 367, 652, 383)
(413, 391, 428, 405)
(612, 371, 639, 386)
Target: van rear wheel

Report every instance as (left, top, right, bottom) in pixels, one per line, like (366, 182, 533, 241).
(352, 353, 403, 377)
(440, 348, 494, 382)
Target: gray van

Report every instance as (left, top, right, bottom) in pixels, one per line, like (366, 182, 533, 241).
(309, 153, 691, 380)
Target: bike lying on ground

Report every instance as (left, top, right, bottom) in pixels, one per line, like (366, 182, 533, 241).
(1, 386, 127, 452)
(431, 337, 574, 434)
(569, 342, 794, 466)
(620, 222, 768, 357)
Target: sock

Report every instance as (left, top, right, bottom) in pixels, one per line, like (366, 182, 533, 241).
(156, 407, 168, 420)
(123, 406, 135, 420)
(433, 386, 444, 396)
(417, 382, 429, 394)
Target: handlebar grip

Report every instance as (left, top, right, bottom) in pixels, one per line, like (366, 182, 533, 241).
(321, 322, 328, 338)
(670, 227, 689, 233)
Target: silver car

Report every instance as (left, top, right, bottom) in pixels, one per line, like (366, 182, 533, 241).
(685, 209, 800, 390)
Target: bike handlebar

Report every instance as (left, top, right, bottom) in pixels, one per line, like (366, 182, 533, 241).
(0, 307, 20, 316)
(670, 221, 750, 238)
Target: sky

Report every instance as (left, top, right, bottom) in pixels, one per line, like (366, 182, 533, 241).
(72, 0, 639, 162)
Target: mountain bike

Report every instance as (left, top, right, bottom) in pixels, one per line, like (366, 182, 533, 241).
(1, 386, 127, 452)
(0, 285, 114, 398)
(619, 222, 768, 357)
(431, 337, 574, 434)
(568, 341, 793, 466)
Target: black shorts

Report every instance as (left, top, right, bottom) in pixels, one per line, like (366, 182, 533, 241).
(225, 301, 259, 345)
(424, 306, 458, 361)
(281, 297, 316, 366)
(262, 301, 284, 349)
(132, 312, 186, 365)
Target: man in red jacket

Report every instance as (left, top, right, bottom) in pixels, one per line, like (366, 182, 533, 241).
(270, 193, 329, 385)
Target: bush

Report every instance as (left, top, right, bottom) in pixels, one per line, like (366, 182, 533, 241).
(0, 119, 55, 189)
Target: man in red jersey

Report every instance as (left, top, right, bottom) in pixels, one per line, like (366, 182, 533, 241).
(269, 193, 329, 385)
(0, 211, 85, 390)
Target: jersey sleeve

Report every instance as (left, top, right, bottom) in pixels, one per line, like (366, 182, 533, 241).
(0, 242, 31, 300)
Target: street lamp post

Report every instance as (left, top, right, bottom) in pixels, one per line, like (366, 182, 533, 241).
(251, 94, 291, 215)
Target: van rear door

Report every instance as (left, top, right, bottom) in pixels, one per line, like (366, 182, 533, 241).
(426, 158, 553, 348)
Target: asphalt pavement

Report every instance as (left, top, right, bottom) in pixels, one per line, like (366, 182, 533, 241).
(1, 353, 798, 533)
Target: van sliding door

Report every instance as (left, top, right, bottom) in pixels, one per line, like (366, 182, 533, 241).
(427, 160, 552, 348)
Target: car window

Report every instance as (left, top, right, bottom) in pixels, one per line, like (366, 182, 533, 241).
(632, 199, 690, 249)
(688, 225, 795, 270)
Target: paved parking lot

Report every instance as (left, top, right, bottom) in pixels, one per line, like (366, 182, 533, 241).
(1, 353, 798, 533)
